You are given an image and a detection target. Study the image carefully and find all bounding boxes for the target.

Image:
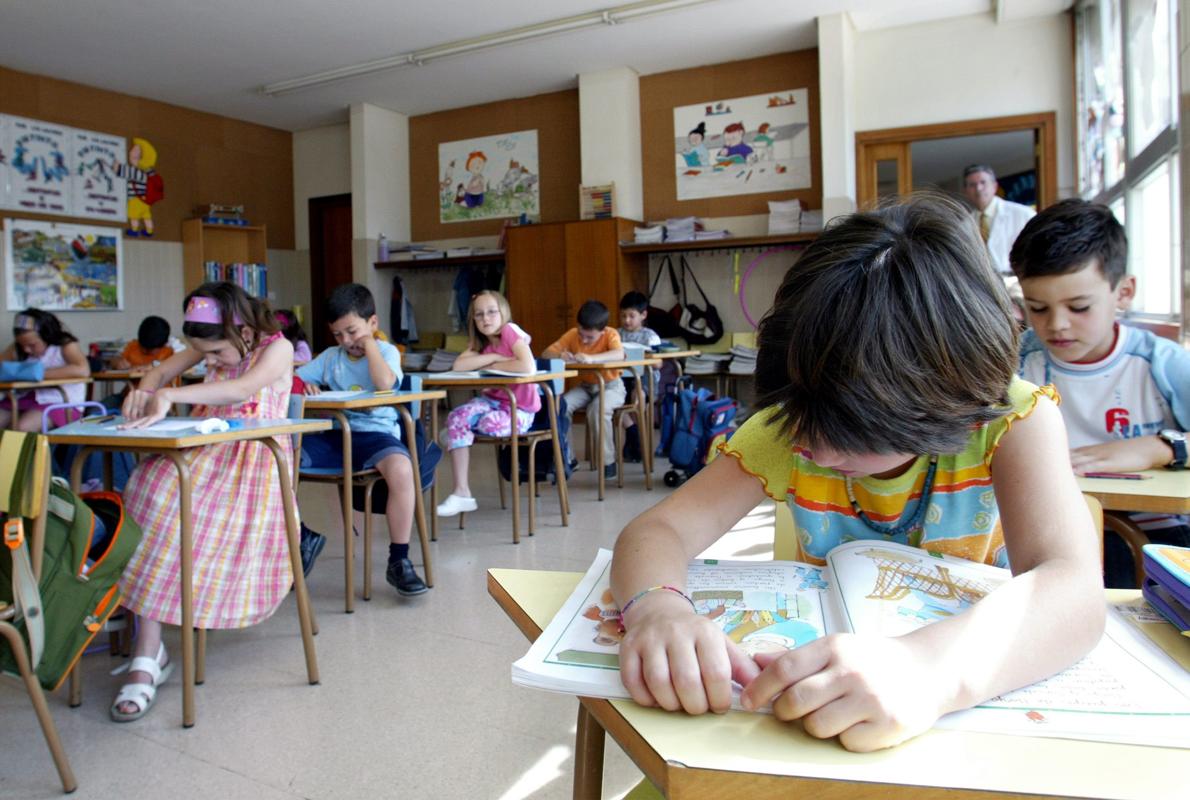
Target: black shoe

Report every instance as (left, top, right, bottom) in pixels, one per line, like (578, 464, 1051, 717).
(386, 557, 428, 596)
(299, 523, 327, 577)
(603, 464, 617, 479)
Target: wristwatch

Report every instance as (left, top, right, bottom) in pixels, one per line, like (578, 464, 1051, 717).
(1158, 429, 1188, 470)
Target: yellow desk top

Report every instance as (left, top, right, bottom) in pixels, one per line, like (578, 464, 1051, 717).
(302, 389, 445, 410)
(489, 568, 1184, 800)
(1077, 469, 1190, 514)
(419, 370, 575, 387)
(0, 377, 92, 389)
(47, 417, 330, 449)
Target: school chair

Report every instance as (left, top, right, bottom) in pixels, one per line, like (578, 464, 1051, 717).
(0, 430, 78, 793)
(458, 359, 570, 544)
(298, 375, 434, 612)
(1101, 511, 1151, 588)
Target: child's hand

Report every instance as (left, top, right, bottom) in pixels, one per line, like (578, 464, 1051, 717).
(573, 353, 592, 364)
(740, 633, 947, 752)
(118, 391, 172, 429)
(1070, 437, 1172, 473)
(618, 592, 760, 715)
(303, 383, 323, 396)
(121, 388, 154, 420)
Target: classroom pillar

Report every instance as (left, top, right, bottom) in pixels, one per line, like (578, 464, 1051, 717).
(578, 67, 644, 222)
(350, 102, 411, 306)
(817, 12, 857, 223)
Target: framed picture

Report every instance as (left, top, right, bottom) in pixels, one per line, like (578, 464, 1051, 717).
(5, 218, 124, 311)
(438, 130, 539, 223)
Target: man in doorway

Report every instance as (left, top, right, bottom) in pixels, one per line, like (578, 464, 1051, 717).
(962, 164, 1035, 275)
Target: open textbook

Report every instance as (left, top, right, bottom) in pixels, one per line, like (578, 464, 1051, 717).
(512, 541, 1190, 747)
(429, 368, 546, 379)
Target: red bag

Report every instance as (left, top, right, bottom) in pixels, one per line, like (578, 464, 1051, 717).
(143, 172, 164, 205)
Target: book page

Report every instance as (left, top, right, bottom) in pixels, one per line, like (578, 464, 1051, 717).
(512, 549, 835, 703)
(428, 371, 482, 379)
(312, 390, 366, 400)
(482, 368, 545, 377)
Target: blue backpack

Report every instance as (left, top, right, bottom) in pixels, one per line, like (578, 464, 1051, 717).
(664, 379, 738, 482)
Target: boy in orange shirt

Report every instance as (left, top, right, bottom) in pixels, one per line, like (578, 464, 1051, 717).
(111, 316, 174, 369)
(543, 300, 626, 479)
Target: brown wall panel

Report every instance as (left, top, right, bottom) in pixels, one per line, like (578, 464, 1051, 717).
(409, 89, 580, 241)
(0, 66, 294, 248)
(640, 49, 821, 220)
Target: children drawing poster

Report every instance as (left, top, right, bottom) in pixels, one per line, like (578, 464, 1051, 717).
(672, 89, 811, 201)
(72, 129, 127, 223)
(6, 116, 72, 216)
(5, 219, 123, 311)
(438, 130, 539, 223)
(0, 116, 11, 210)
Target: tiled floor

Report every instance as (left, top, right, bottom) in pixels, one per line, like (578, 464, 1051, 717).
(1, 448, 774, 800)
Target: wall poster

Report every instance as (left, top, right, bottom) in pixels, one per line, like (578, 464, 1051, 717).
(5, 218, 123, 311)
(438, 130, 539, 223)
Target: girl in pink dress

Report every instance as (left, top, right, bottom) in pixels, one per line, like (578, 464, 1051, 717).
(110, 281, 295, 722)
(436, 290, 540, 517)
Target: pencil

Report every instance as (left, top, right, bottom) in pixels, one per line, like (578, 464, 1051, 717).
(1082, 471, 1151, 480)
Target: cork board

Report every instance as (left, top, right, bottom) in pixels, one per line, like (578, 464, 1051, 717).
(410, 89, 580, 241)
(0, 66, 295, 248)
(640, 49, 821, 220)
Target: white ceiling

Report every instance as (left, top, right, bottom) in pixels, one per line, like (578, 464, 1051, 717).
(1, 0, 1064, 132)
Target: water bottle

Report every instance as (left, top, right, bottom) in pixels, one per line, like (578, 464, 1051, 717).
(377, 233, 389, 262)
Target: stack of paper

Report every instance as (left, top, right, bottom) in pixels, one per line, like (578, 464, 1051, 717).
(694, 229, 730, 240)
(402, 350, 432, 371)
(633, 225, 664, 244)
(728, 344, 758, 375)
(768, 199, 802, 235)
(685, 353, 731, 375)
(426, 349, 461, 371)
(799, 209, 824, 232)
(664, 216, 697, 242)
(412, 250, 446, 260)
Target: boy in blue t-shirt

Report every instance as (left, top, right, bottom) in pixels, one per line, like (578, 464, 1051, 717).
(295, 283, 426, 597)
(1011, 199, 1190, 587)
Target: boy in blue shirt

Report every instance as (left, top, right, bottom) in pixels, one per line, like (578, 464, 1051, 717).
(1011, 199, 1190, 587)
(296, 283, 426, 596)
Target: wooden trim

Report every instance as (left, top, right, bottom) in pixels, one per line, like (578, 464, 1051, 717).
(855, 112, 1058, 209)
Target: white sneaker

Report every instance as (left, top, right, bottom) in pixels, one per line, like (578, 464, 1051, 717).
(436, 493, 478, 517)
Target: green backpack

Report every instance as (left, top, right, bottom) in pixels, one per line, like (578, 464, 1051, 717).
(1, 480, 143, 690)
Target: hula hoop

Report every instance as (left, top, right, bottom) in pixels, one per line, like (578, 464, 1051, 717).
(738, 245, 805, 329)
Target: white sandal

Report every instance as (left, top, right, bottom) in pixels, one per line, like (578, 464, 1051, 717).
(110, 642, 173, 722)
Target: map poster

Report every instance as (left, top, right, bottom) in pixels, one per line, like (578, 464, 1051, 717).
(5, 218, 123, 311)
(72, 129, 127, 222)
(7, 116, 72, 216)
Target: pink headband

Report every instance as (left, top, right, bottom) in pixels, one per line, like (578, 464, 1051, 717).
(13, 314, 37, 331)
(185, 296, 243, 326)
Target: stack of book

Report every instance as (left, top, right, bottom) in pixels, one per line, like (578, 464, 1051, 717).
(684, 352, 731, 375)
(727, 344, 758, 374)
(402, 350, 432, 371)
(383, 243, 438, 262)
(633, 225, 664, 244)
(199, 204, 248, 226)
(426, 349, 461, 372)
(664, 216, 697, 242)
(203, 261, 267, 297)
(694, 229, 730, 240)
(768, 199, 801, 234)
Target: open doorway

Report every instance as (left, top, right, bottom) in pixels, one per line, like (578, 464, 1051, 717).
(855, 112, 1057, 210)
(308, 193, 353, 352)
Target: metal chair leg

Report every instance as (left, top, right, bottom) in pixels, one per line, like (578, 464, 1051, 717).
(0, 624, 77, 793)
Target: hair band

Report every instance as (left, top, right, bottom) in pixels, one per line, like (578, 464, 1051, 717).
(13, 314, 36, 331)
(185, 296, 243, 326)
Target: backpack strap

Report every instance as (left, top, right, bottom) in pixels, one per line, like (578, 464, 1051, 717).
(4, 518, 44, 668)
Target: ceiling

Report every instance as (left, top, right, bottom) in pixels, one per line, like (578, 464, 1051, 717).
(1, 0, 1065, 132)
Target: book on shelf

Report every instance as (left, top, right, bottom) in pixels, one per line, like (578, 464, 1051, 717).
(512, 543, 1190, 748)
(202, 261, 268, 297)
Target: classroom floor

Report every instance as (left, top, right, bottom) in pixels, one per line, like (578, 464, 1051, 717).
(0, 438, 776, 800)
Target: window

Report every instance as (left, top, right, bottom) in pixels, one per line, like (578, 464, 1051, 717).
(1076, 0, 1180, 319)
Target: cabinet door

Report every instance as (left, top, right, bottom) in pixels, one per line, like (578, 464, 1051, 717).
(506, 223, 568, 346)
(563, 219, 620, 330)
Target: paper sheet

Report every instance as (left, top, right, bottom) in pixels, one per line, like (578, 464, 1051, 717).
(311, 390, 366, 400)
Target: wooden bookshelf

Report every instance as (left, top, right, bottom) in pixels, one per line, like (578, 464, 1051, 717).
(618, 231, 817, 255)
(373, 250, 505, 269)
(181, 218, 267, 292)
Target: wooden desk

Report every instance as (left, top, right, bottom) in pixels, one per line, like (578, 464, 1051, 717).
(0, 378, 93, 428)
(302, 390, 446, 611)
(488, 568, 1184, 800)
(646, 349, 700, 378)
(1077, 470, 1190, 585)
(48, 416, 330, 728)
(566, 359, 661, 499)
(420, 371, 573, 543)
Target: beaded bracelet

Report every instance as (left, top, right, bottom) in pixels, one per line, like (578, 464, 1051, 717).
(618, 585, 695, 620)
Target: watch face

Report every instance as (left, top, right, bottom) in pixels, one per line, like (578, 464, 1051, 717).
(1163, 429, 1187, 443)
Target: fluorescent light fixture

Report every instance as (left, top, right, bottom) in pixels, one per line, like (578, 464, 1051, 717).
(261, 0, 718, 96)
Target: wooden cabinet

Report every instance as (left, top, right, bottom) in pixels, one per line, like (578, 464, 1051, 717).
(181, 219, 267, 293)
(505, 218, 647, 346)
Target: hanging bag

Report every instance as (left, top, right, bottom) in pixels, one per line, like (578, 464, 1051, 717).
(674, 256, 724, 345)
(645, 256, 686, 340)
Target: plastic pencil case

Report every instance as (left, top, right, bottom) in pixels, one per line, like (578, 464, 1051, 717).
(0, 360, 45, 381)
(1141, 543, 1190, 633)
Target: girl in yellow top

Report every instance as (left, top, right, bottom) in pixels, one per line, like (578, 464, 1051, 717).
(610, 194, 1104, 752)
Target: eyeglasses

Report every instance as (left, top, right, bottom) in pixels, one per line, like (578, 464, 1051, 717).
(473, 309, 502, 320)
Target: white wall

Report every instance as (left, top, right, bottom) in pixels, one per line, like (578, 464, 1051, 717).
(292, 123, 351, 252)
(818, 12, 857, 221)
(854, 12, 1075, 195)
(579, 67, 644, 221)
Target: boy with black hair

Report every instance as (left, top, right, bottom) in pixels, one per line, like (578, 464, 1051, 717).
(1012, 198, 1190, 587)
(617, 291, 660, 462)
(111, 315, 174, 370)
(543, 299, 626, 479)
(295, 282, 427, 596)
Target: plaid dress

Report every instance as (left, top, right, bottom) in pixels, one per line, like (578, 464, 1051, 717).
(120, 332, 294, 629)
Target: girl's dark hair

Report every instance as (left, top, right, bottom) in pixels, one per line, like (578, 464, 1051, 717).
(755, 193, 1018, 455)
(181, 282, 279, 355)
(13, 308, 77, 360)
(275, 308, 309, 345)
